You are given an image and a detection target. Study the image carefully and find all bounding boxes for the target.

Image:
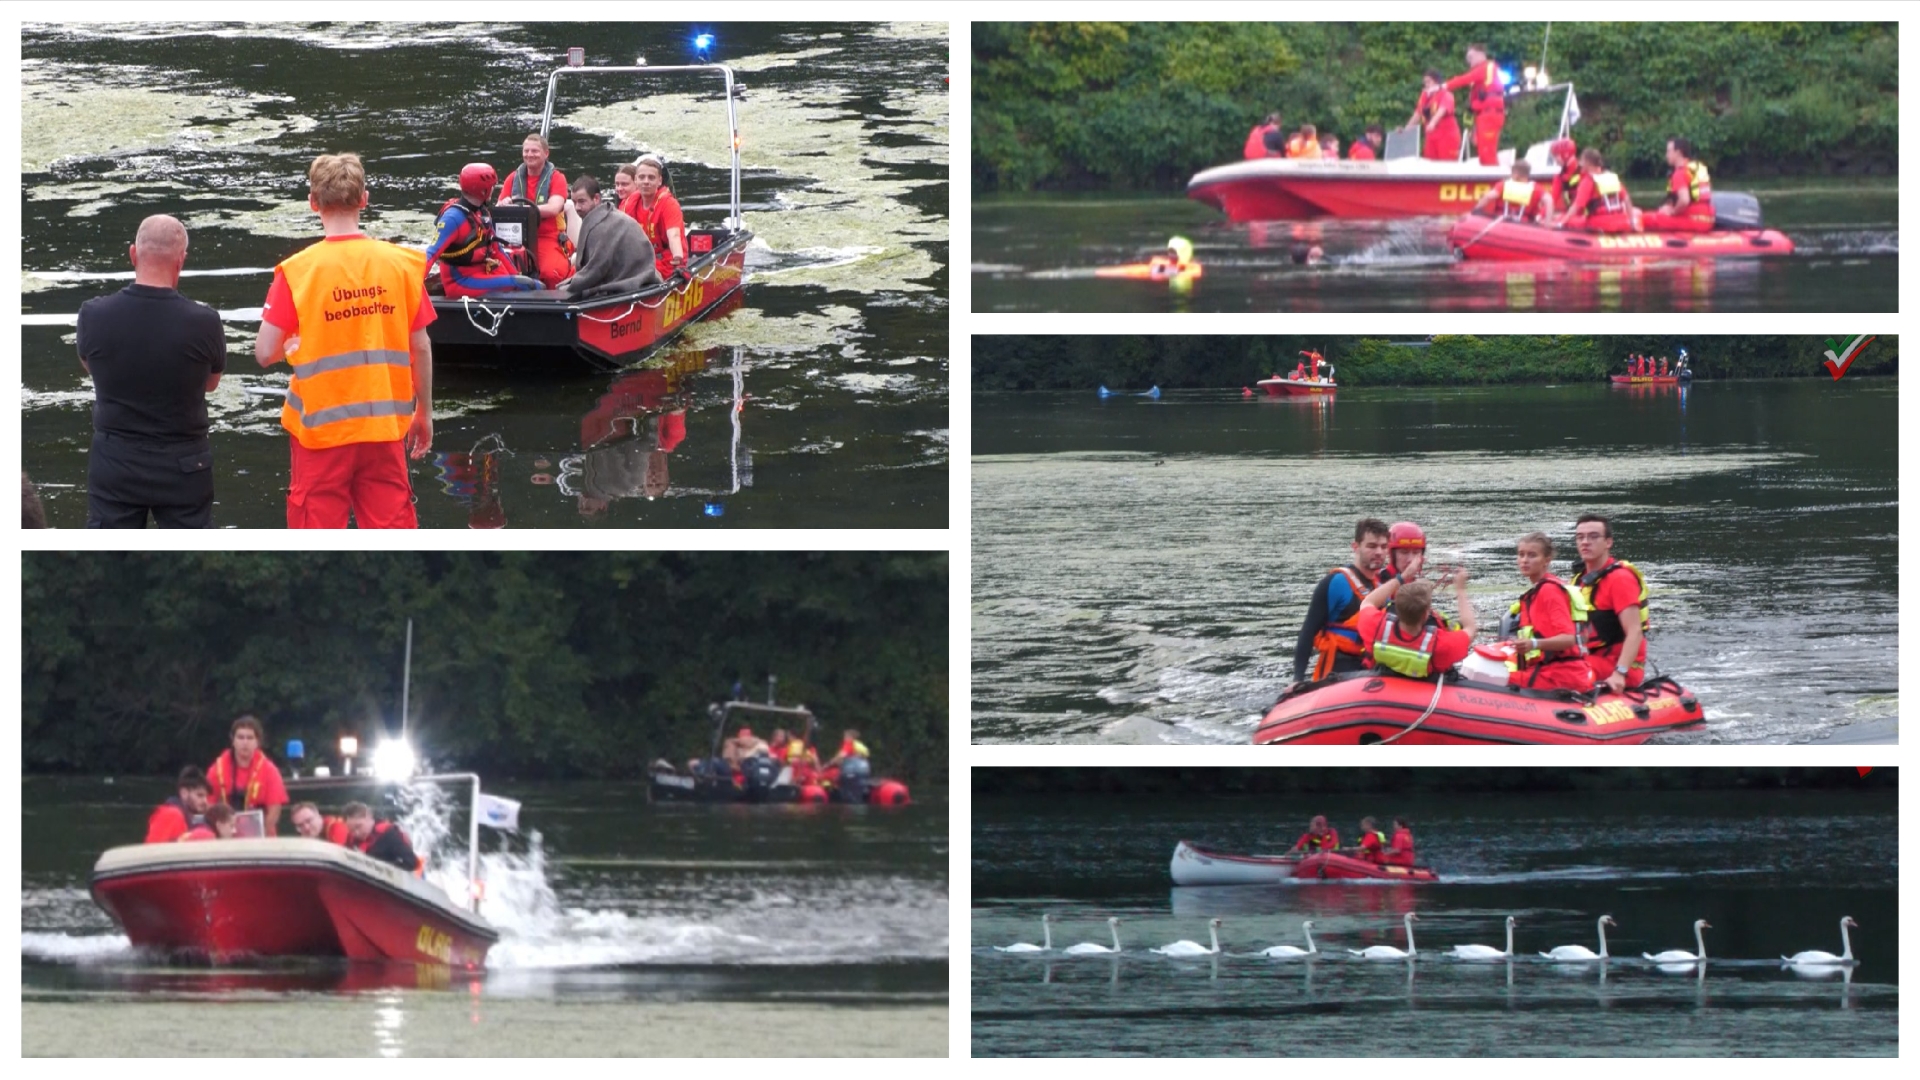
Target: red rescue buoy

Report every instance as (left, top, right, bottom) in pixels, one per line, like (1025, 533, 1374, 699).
(799, 784, 828, 804)
(871, 780, 910, 806)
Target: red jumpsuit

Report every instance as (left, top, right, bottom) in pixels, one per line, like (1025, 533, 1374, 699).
(1509, 578, 1593, 692)
(1565, 172, 1635, 234)
(1293, 828, 1340, 853)
(1357, 829, 1387, 864)
(500, 165, 572, 289)
(621, 189, 686, 281)
(1416, 87, 1462, 162)
(1445, 60, 1506, 165)
(1385, 827, 1416, 868)
(1549, 162, 1584, 215)
(145, 799, 193, 843)
(1640, 162, 1715, 233)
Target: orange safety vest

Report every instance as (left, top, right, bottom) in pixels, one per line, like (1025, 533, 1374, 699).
(208, 749, 273, 810)
(1311, 566, 1376, 680)
(277, 237, 425, 450)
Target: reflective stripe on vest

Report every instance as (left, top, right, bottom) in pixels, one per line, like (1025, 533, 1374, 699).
(277, 238, 424, 450)
(1370, 615, 1438, 678)
(1684, 160, 1712, 203)
(1500, 179, 1537, 220)
(1577, 559, 1650, 647)
(1507, 576, 1589, 668)
(1590, 171, 1625, 212)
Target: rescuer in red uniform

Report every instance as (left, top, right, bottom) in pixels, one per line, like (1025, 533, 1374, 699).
(1244, 113, 1283, 159)
(291, 801, 352, 845)
(1560, 149, 1638, 234)
(1506, 532, 1593, 692)
(1348, 126, 1385, 160)
(499, 133, 574, 289)
(207, 714, 289, 835)
(1384, 818, 1416, 868)
(1471, 161, 1551, 223)
(1287, 815, 1341, 854)
(1639, 137, 1716, 233)
(1407, 71, 1461, 162)
(145, 767, 212, 843)
(1572, 513, 1650, 694)
(1444, 44, 1506, 166)
(1547, 138, 1583, 214)
(1355, 817, 1388, 864)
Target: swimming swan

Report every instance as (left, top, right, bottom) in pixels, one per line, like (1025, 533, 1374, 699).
(1448, 915, 1516, 960)
(1063, 917, 1123, 955)
(1349, 912, 1419, 960)
(1261, 920, 1318, 959)
(1783, 916, 1857, 965)
(1541, 915, 1615, 961)
(1152, 918, 1223, 957)
(1643, 919, 1711, 964)
(994, 914, 1054, 953)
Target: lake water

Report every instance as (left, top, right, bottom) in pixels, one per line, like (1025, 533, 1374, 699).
(972, 378, 1897, 743)
(972, 786, 1897, 1057)
(21, 22, 948, 528)
(972, 182, 1897, 313)
(22, 777, 948, 1056)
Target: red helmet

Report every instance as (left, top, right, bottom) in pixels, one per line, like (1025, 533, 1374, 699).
(1388, 522, 1427, 550)
(1549, 138, 1577, 163)
(458, 162, 498, 201)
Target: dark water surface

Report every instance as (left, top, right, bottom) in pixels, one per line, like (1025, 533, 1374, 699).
(972, 378, 1897, 743)
(972, 181, 1896, 313)
(23, 777, 947, 1055)
(973, 789, 1897, 1057)
(22, 22, 948, 528)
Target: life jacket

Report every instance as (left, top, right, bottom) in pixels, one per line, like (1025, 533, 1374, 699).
(321, 815, 351, 846)
(1311, 566, 1377, 679)
(1369, 614, 1440, 679)
(356, 820, 425, 877)
(505, 163, 573, 256)
(434, 198, 496, 266)
(1575, 559, 1650, 648)
(1301, 829, 1337, 852)
(1464, 60, 1505, 113)
(1585, 171, 1625, 214)
(1358, 829, 1387, 861)
(145, 797, 201, 843)
(1285, 135, 1320, 160)
(1506, 576, 1590, 675)
(275, 237, 424, 450)
(208, 750, 273, 811)
(1498, 179, 1538, 221)
(1680, 160, 1712, 205)
(1387, 828, 1415, 866)
(838, 738, 870, 760)
(1553, 162, 1583, 209)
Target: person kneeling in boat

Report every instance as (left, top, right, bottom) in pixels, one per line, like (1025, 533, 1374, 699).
(1384, 818, 1416, 868)
(1556, 149, 1637, 234)
(1547, 138, 1583, 215)
(1349, 126, 1385, 161)
(1355, 576, 1476, 681)
(426, 164, 540, 299)
(146, 766, 212, 843)
(1639, 138, 1715, 234)
(1286, 815, 1339, 854)
(1244, 113, 1283, 160)
(1571, 514, 1649, 695)
(1147, 236, 1201, 281)
(1505, 532, 1594, 692)
(291, 801, 351, 845)
(1470, 161, 1551, 225)
(342, 801, 424, 876)
(557, 175, 661, 300)
(1292, 517, 1394, 686)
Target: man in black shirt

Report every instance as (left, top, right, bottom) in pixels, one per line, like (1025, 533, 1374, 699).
(75, 215, 226, 527)
(342, 801, 423, 874)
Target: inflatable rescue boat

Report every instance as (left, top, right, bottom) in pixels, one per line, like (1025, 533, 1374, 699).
(1449, 216, 1793, 263)
(1171, 839, 1438, 886)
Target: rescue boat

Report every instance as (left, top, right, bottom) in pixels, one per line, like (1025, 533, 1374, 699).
(1170, 839, 1439, 886)
(1610, 375, 1683, 385)
(646, 698, 911, 806)
(429, 61, 751, 371)
(90, 837, 497, 966)
(1449, 216, 1794, 262)
(1256, 376, 1337, 397)
(1252, 669, 1706, 745)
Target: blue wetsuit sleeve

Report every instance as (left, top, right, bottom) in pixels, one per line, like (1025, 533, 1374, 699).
(423, 208, 462, 265)
(1293, 574, 1334, 684)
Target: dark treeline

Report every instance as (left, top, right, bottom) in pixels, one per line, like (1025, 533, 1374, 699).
(24, 552, 947, 783)
(976, 767, 1895, 797)
(975, 22, 1899, 191)
(974, 335, 1899, 391)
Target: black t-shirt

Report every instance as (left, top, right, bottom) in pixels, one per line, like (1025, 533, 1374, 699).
(364, 822, 420, 872)
(76, 283, 226, 442)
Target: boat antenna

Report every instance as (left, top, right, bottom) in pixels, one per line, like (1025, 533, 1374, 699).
(766, 674, 777, 705)
(1539, 22, 1551, 81)
(400, 618, 413, 740)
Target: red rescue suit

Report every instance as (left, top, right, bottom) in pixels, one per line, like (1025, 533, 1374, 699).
(1357, 829, 1388, 864)
(1293, 828, 1340, 853)
(1566, 171, 1635, 234)
(1641, 161, 1715, 233)
(145, 798, 197, 844)
(1244, 123, 1281, 160)
(1416, 87, 1461, 162)
(1509, 577, 1592, 692)
(1444, 60, 1506, 165)
(1385, 827, 1416, 867)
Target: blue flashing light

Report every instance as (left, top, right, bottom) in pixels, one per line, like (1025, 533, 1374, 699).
(703, 502, 725, 517)
(693, 32, 715, 54)
(1499, 67, 1516, 88)
(286, 739, 305, 760)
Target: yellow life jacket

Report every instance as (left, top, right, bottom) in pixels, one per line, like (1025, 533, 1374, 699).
(1506, 575, 1590, 670)
(1683, 160, 1712, 203)
(1575, 559, 1650, 648)
(1499, 179, 1537, 220)
(1369, 615, 1439, 679)
(1589, 171, 1625, 213)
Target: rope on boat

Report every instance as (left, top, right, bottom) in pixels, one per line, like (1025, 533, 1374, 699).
(1378, 673, 1448, 744)
(572, 259, 731, 324)
(459, 295, 514, 337)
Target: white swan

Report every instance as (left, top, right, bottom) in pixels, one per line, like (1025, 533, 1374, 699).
(1349, 912, 1419, 960)
(994, 914, 1054, 953)
(1063, 917, 1123, 955)
(1783, 916, 1857, 965)
(1643, 919, 1711, 963)
(1541, 915, 1615, 961)
(1448, 915, 1517, 960)
(1152, 918, 1223, 957)
(1261, 920, 1318, 959)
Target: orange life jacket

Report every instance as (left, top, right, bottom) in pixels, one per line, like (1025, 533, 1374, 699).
(276, 237, 425, 450)
(1311, 566, 1377, 680)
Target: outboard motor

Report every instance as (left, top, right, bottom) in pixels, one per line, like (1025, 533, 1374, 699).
(740, 754, 779, 794)
(1712, 192, 1763, 230)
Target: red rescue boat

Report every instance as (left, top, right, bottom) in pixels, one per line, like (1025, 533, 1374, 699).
(1449, 216, 1794, 262)
(1256, 377, 1337, 397)
(90, 838, 497, 966)
(1610, 375, 1681, 385)
(1170, 839, 1438, 886)
(1189, 156, 1515, 222)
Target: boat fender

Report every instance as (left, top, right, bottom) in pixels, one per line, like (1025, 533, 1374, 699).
(799, 784, 828, 804)
(1679, 696, 1700, 713)
(1630, 703, 1651, 720)
(872, 780, 911, 807)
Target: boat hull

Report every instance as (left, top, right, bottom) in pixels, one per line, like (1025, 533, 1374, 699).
(1253, 672, 1706, 745)
(90, 839, 497, 966)
(1171, 840, 1438, 886)
(1257, 378, 1337, 397)
(428, 230, 750, 370)
(1611, 375, 1682, 384)
(1449, 217, 1794, 262)
(1188, 159, 1511, 221)
(647, 770, 910, 806)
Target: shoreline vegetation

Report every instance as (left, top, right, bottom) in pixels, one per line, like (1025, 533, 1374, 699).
(973, 335, 1899, 391)
(974, 22, 1898, 192)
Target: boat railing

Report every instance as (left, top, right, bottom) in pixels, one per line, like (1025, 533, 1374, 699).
(285, 769, 493, 914)
(539, 62, 743, 228)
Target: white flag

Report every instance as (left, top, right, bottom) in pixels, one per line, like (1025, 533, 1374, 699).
(476, 793, 521, 832)
(1565, 88, 1581, 130)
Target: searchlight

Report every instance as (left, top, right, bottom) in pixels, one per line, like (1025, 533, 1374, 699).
(371, 739, 418, 782)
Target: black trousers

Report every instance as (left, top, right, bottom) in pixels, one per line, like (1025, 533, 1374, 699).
(86, 431, 214, 529)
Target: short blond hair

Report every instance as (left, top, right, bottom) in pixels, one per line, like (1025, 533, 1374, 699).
(1396, 580, 1434, 625)
(523, 132, 550, 151)
(308, 153, 366, 211)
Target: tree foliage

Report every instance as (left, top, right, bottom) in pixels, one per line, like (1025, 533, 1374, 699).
(974, 22, 1899, 190)
(972, 334, 1898, 390)
(23, 553, 948, 783)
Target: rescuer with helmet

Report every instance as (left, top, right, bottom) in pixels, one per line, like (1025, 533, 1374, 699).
(425, 163, 541, 298)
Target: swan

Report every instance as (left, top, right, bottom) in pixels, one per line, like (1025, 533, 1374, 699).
(994, 914, 1054, 953)
(1643, 919, 1711, 963)
(1349, 912, 1419, 960)
(1541, 915, 1616, 961)
(1152, 918, 1223, 957)
(1448, 915, 1517, 960)
(1783, 916, 1857, 965)
(1261, 920, 1318, 959)
(1063, 917, 1123, 955)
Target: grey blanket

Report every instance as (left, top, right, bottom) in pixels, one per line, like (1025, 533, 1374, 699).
(562, 201, 661, 298)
